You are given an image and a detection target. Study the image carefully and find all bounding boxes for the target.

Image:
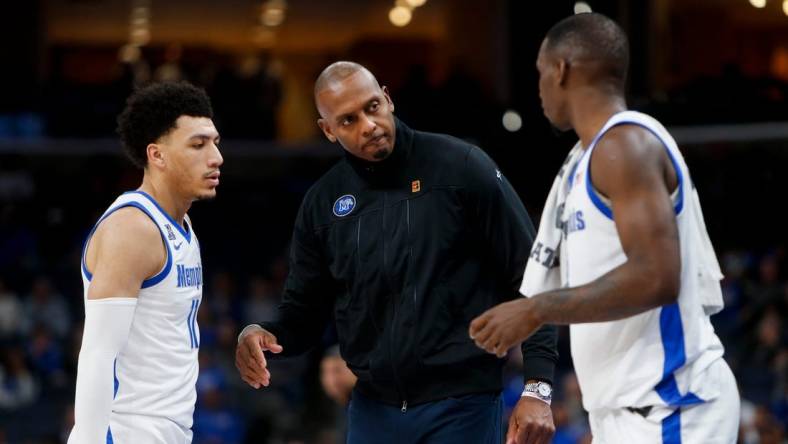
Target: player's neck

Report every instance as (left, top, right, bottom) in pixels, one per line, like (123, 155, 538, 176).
(571, 92, 627, 149)
(138, 176, 191, 227)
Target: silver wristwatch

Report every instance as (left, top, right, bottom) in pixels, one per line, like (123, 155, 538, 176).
(521, 381, 553, 405)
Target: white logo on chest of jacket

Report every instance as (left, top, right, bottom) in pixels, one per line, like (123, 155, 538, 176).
(333, 195, 356, 217)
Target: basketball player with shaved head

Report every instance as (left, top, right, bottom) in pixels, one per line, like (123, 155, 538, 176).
(236, 62, 559, 443)
(68, 81, 222, 444)
(470, 13, 740, 443)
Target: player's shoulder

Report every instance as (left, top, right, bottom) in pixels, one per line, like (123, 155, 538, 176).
(591, 123, 670, 196)
(94, 206, 162, 248)
(86, 206, 166, 289)
(595, 123, 665, 167)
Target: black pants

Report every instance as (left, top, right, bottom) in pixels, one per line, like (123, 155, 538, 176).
(346, 390, 503, 444)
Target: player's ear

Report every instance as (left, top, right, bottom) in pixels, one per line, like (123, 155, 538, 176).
(317, 119, 337, 143)
(557, 58, 569, 87)
(147, 143, 165, 168)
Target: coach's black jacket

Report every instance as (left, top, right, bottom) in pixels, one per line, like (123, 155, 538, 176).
(260, 118, 558, 407)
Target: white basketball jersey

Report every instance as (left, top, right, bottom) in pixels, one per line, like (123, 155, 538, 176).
(81, 191, 202, 430)
(563, 111, 725, 411)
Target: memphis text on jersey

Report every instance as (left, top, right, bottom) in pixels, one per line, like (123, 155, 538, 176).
(176, 264, 203, 289)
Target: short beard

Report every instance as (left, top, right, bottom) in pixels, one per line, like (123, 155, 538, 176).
(372, 147, 391, 160)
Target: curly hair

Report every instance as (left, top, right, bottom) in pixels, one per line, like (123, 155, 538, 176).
(116, 81, 213, 168)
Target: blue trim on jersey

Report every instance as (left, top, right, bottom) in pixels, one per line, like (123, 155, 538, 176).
(662, 408, 681, 444)
(567, 157, 581, 188)
(138, 202, 173, 288)
(126, 190, 192, 243)
(192, 299, 200, 348)
(81, 205, 132, 281)
(656, 304, 705, 407)
(190, 300, 194, 348)
(585, 172, 614, 220)
(82, 202, 173, 289)
(113, 358, 119, 398)
(661, 304, 685, 379)
(583, 120, 685, 221)
(187, 299, 196, 348)
(665, 147, 684, 214)
(106, 427, 114, 444)
(613, 121, 684, 214)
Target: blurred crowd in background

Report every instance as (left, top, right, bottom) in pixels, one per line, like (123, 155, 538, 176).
(0, 242, 786, 443)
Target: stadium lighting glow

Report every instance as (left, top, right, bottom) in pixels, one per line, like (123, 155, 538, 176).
(118, 44, 141, 63)
(502, 110, 523, 132)
(262, 8, 285, 27)
(259, 0, 287, 27)
(389, 6, 412, 27)
(128, 1, 151, 48)
(131, 6, 149, 20)
(749, 0, 767, 8)
(574, 1, 593, 14)
(130, 28, 150, 46)
(404, 0, 427, 7)
(261, 0, 286, 27)
(253, 27, 276, 47)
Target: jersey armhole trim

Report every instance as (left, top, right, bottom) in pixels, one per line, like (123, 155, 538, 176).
(81, 202, 173, 289)
(125, 190, 192, 243)
(585, 121, 684, 221)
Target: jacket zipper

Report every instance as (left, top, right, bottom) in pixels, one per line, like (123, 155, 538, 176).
(356, 216, 362, 270)
(405, 199, 414, 412)
(407, 200, 416, 306)
(382, 192, 388, 283)
(382, 191, 407, 411)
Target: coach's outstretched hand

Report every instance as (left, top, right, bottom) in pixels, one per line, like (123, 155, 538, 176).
(235, 326, 283, 389)
(469, 298, 542, 357)
(506, 397, 555, 444)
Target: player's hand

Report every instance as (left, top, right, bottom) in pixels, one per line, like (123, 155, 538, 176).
(506, 397, 555, 444)
(235, 327, 283, 389)
(469, 298, 542, 357)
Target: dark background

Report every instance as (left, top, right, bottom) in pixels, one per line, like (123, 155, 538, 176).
(0, 0, 786, 442)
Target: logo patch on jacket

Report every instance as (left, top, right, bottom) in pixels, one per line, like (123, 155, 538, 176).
(333, 194, 356, 217)
(411, 180, 421, 193)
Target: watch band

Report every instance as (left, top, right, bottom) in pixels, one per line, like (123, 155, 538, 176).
(521, 381, 553, 405)
(522, 390, 552, 405)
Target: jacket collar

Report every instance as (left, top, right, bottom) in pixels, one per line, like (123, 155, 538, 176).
(345, 117, 414, 183)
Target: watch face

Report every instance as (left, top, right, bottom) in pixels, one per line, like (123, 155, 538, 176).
(538, 384, 552, 397)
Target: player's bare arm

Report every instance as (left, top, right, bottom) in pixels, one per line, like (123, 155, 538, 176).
(70, 207, 167, 443)
(470, 125, 681, 356)
(85, 207, 166, 299)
